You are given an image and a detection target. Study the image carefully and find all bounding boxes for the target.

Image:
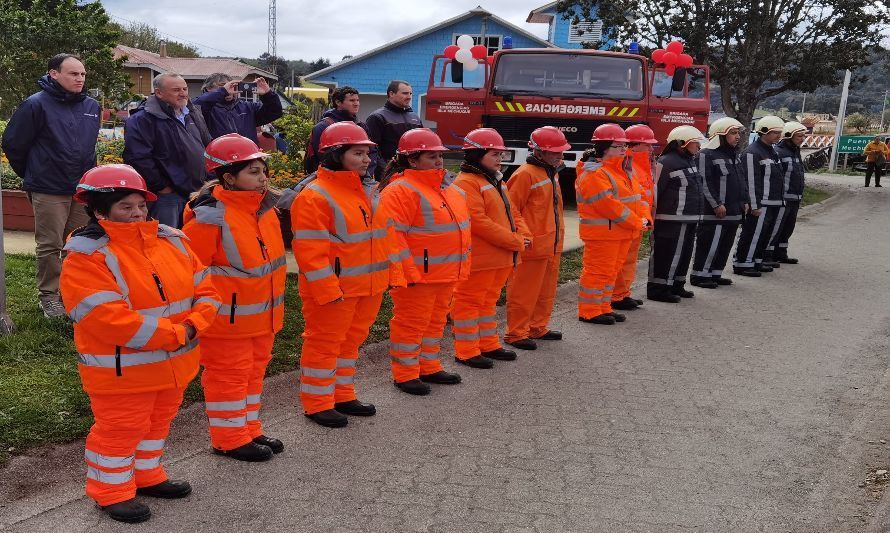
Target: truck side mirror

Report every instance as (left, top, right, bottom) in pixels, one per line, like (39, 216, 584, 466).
(671, 67, 687, 93)
(451, 61, 464, 84)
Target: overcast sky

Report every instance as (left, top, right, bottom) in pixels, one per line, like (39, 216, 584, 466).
(101, 1, 552, 61)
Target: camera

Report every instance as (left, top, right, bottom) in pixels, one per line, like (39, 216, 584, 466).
(238, 82, 257, 92)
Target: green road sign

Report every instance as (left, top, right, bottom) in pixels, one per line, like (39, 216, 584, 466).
(837, 135, 876, 154)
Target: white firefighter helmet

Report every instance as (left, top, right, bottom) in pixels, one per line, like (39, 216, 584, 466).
(667, 125, 706, 148)
(754, 115, 785, 135)
(705, 117, 744, 149)
(782, 121, 807, 138)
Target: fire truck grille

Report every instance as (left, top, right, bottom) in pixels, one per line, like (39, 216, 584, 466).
(484, 115, 642, 147)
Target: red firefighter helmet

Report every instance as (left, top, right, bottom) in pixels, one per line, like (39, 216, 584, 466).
(591, 123, 629, 142)
(74, 164, 158, 204)
(204, 133, 269, 172)
(528, 126, 572, 152)
(319, 122, 377, 152)
(462, 128, 507, 151)
(624, 124, 658, 144)
(397, 128, 449, 154)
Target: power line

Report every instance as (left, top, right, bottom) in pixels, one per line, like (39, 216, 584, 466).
(107, 13, 245, 57)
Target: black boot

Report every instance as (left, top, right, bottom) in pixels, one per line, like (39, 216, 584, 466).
(579, 313, 617, 324)
(608, 312, 626, 322)
(715, 277, 733, 285)
(253, 435, 284, 453)
(672, 283, 695, 298)
(420, 370, 462, 384)
(136, 479, 192, 499)
(733, 267, 761, 277)
(507, 338, 537, 350)
(633, 298, 644, 306)
(754, 263, 773, 272)
(214, 441, 273, 462)
(534, 330, 563, 340)
(455, 355, 494, 369)
(335, 399, 377, 416)
(690, 276, 718, 289)
(305, 409, 348, 428)
(481, 347, 517, 361)
(394, 379, 432, 395)
(610, 297, 639, 310)
(647, 287, 681, 303)
(778, 256, 799, 264)
(101, 499, 151, 523)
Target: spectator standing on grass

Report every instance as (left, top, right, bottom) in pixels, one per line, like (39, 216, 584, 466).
(192, 73, 282, 143)
(123, 73, 212, 228)
(1, 53, 100, 318)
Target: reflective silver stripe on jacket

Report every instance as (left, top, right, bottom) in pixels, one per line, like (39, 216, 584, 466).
(304, 265, 335, 281)
(208, 416, 246, 428)
(338, 261, 390, 277)
(412, 253, 468, 266)
(87, 466, 133, 485)
(217, 294, 285, 317)
(78, 338, 199, 368)
(69, 291, 125, 322)
(305, 182, 386, 243)
(135, 457, 161, 470)
(301, 367, 336, 378)
(209, 256, 287, 279)
(205, 400, 247, 411)
(85, 450, 134, 469)
(137, 439, 165, 451)
(529, 178, 551, 190)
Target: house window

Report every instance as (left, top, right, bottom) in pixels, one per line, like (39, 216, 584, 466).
(453, 34, 502, 56)
(568, 20, 603, 44)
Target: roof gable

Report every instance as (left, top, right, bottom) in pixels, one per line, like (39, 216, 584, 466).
(527, 1, 558, 23)
(305, 6, 555, 80)
(114, 45, 277, 80)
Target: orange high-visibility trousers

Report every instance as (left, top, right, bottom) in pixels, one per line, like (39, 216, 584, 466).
(505, 253, 561, 343)
(299, 293, 384, 415)
(389, 282, 456, 383)
(578, 239, 632, 319)
(200, 334, 274, 451)
(612, 234, 642, 302)
(451, 266, 512, 360)
(84, 387, 186, 507)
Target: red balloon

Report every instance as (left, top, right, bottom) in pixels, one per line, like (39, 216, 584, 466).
(662, 51, 678, 65)
(486, 56, 494, 64)
(470, 45, 488, 59)
(651, 49, 666, 63)
(666, 41, 684, 54)
(665, 64, 677, 76)
(677, 54, 694, 68)
(444, 45, 459, 59)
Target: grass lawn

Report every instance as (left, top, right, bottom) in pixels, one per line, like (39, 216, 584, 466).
(802, 185, 831, 206)
(0, 248, 585, 463)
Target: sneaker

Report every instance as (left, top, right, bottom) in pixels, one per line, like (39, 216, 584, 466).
(38, 294, 67, 319)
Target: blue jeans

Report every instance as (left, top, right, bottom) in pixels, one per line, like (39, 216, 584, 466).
(149, 192, 187, 228)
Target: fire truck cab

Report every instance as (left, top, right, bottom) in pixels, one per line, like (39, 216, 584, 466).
(425, 48, 710, 172)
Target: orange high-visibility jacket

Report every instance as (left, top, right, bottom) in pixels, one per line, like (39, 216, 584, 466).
(290, 167, 406, 304)
(380, 168, 471, 284)
(630, 151, 654, 222)
(60, 220, 221, 395)
(575, 157, 645, 241)
(454, 168, 531, 271)
(182, 186, 287, 339)
(506, 161, 564, 259)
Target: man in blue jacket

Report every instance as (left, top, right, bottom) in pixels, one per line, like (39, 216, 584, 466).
(123, 73, 212, 228)
(304, 85, 363, 174)
(1, 54, 100, 318)
(192, 73, 283, 142)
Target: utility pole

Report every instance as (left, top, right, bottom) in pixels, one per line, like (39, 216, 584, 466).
(880, 89, 889, 132)
(829, 69, 852, 172)
(800, 93, 807, 116)
(267, 0, 277, 74)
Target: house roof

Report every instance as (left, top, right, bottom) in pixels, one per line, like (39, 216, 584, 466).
(304, 6, 555, 80)
(526, 2, 558, 23)
(114, 45, 278, 81)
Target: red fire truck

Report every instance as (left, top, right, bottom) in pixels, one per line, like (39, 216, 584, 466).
(425, 48, 710, 174)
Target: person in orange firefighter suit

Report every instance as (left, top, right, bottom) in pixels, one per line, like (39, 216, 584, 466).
(181, 134, 287, 462)
(59, 164, 221, 524)
(503, 126, 569, 351)
(378, 128, 471, 395)
(286, 121, 406, 428)
(610, 124, 657, 311)
(575, 123, 648, 325)
(451, 128, 532, 369)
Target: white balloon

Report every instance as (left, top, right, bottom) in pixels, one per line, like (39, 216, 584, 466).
(463, 59, 479, 72)
(456, 34, 475, 50)
(455, 48, 474, 64)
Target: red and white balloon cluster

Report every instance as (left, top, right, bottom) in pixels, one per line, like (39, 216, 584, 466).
(651, 41, 694, 76)
(443, 34, 489, 71)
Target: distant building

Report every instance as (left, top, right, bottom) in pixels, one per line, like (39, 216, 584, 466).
(114, 44, 278, 98)
(525, 1, 605, 49)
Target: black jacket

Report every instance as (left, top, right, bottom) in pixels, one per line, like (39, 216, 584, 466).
(775, 140, 805, 201)
(122, 96, 212, 194)
(654, 150, 704, 222)
(1, 76, 100, 195)
(366, 101, 423, 179)
(743, 138, 785, 209)
(698, 145, 746, 223)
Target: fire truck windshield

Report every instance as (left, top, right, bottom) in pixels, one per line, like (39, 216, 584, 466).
(492, 53, 644, 101)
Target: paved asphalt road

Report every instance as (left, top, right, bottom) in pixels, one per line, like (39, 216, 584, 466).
(2, 178, 890, 532)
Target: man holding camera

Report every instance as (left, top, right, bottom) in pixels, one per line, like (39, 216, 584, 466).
(193, 74, 283, 142)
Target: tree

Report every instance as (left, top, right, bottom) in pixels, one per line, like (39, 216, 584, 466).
(557, 0, 888, 132)
(113, 21, 200, 58)
(0, 0, 130, 117)
(846, 112, 873, 134)
(257, 52, 289, 79)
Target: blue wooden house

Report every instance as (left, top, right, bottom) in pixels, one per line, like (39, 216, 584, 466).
(525, 2, 604, 50)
